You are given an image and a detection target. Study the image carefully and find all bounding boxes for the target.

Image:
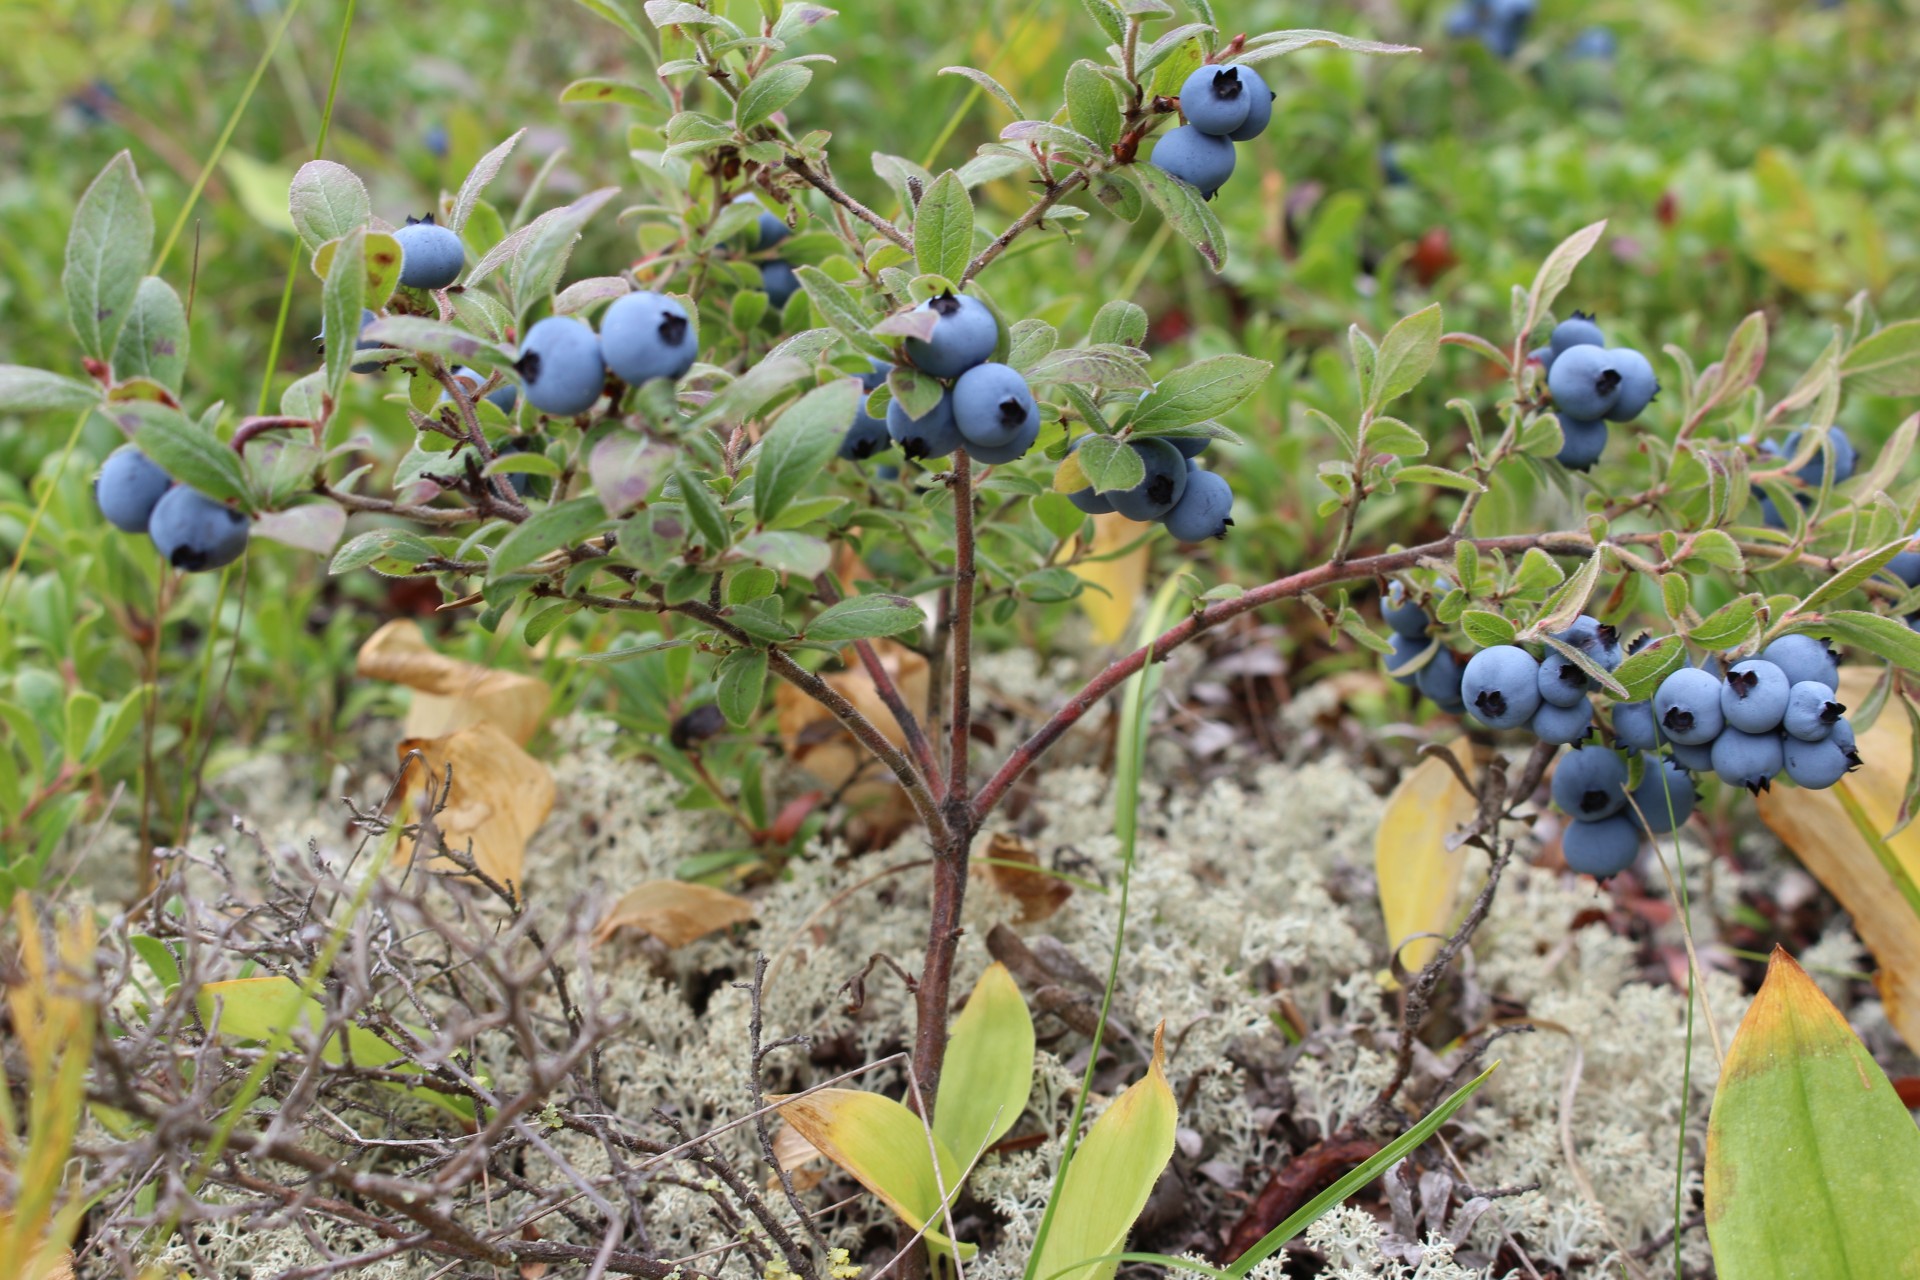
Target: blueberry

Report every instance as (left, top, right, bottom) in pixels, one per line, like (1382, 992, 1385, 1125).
(448, 366, 519, 415)
(1529, 345, 1556, 372)
(860, 358, 894, 391)
(952, 363, 1038, 451)
(1416, 647, 1467, 709)
(760, 261, 801, 310)
(147, 486, 248, 573)
(1065, 435, 1115, 514)
(1759, 634, 1839, 692)
(1884, 548, 1920, 589)
(839, 397, 893, 462)
(1712, 727, 1784, 793)
(1653, 667, 1725, 745)
(1383, 583, 1431, 639)
(1149, 125, 1236, 200)
(886, 390, 963, 461)
(1108, 439, 1189, 522)
(1462, 644, 1542, 730)
(1629, 760, 1695, 834)
(1783, 731, 1860, 789)
(1551, 745, 1629, 820)
(96, 445, 174, 534)
(1380, 143, 1410, 187)
(755, 211, 790, 250)
(964, 411, 1039, 465)
(1556, 415, 1609, 471)
(1555, 615, 1623, 671)
(1538, 650, 1592, 708)
(1387, 632, 1426, 688)
(1177, 64, 1253, 136)
(423, 122, 449, 157)
(1533, 696, 1594, 745)
(1666, 739, 1716, 774)
(394, 215, 465, 290)
(1568, 26, 1618, 59)
(1163, 466, 1234, 541)
(1547, 344, 1623, 421)
(1444, 3, 1481, 38)
(516, 316, 606, 417)
(1720, 658, 1790, 733)
(601, 291, 699, 385)
(1564, 814, 1642, 878)
(1225, 64, 1274, 142)
(1549, 313, 1605, 356)
(1168, 435, 1210, 460)
(1829, 716, 1857, 755)
(1785, 426, 1857, 487)
(1612, 699, 1661, 752)
(1603, 348, 1658, 422)
(905, 293, 998, 380)
(1783, 681, 1845, 742)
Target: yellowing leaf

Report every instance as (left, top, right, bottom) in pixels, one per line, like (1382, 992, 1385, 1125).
(1063, 512, 1150, 645)
(775, 639, 929, 788)
(592, 880, 754, 948)
(1031, 1023, 1177, 1280)
(358, 619, 551, 746)
(1376, 738, 1480, 979)
(934, 963, 1035, 1166)
(1756, 668, 1920, 1050)
(980, 831, 1074, 923)
(774, 1088, 973, 1255)
(1704, 949, 1920, 1279)
(398, 722, 555, 890)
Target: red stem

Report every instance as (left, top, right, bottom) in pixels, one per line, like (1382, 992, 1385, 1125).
(946, 453, 977, 805)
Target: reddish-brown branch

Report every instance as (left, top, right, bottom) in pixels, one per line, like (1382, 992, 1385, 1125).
(946, 453, 977, 804)
(230, 415, 319, 454)
(1223, 1134, 1386, 1260)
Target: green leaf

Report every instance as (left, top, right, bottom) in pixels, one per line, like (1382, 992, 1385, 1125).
(1392, 464, 1483, 492)
(1705, 950, 1920, 1278)
(1065, 60, 1122, 151)
(1517, 220, 1605, 346)
(109, 277, 190, 391)
(1362, 418, 1428, 458)
(450, 130, 525, 235)
(64, 151, 154, 363)
(1684, 529, 1745, 574)
(1133, 162, 1226, 270)
(1796, 610, 1920, 673)
(560, 78, 663, 111)
(1613, 636, 1686, 702)
(1076, 434, 1145, 494)
(794, 266, 890, 359)
(571, 0, 652, 44)
(1232, 28, 1420, 64)
(508, 187, 621, 319)
(490, 497, 608, 578)
(1367, 303, 1442, 413)
(120, 403, 246, 502)
(1077, 0, 1126, 43)
(1797, 537, 1912, 614)
(322, 228, 367, 404)
(939, 66, 1025, 119)
(915, 171, 975, 286)
(715, 648, 769, 725)
(1530, 549, 1602, 635)
(1090, 300, 1148, 349)
(934, 963, 1036, 1167)
(287, 159, 370, 251)
(361, 316, 508, 363)
(1460, 610, 1516, 648)
(0, 366, 102, 415)
(130, 934, 181, 993)
(732, 531, 833, 578)
(1697, 311, 1769, 419)
(697, 356, 813, 428)
(675, 467, 732, 550)
(331, 528, 436, 575)
(736, 62, 812, 132)
(1841, 318, 1920, 396)
(807, 594, 927, 645)
(1129, 355, 1271, 434)
(1688, 594, 1762, 649)
(777, 1089, 972, 1252)
(754, 379, 861, 524)
(1007, 319, 1058, 372)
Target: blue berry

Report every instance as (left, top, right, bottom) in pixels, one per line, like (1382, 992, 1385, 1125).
(148, 486, 248, 572)
(1532, 696, 1594, 745)
(1612, 699, 1661, 752)
(964, 411, 1039, 465)
(1667, 739, 1716, 774)
(1884, 548, 1920, 589)
(1603, 348, 1658, 422)
(1547, 344, 1623, 421)
(96, 445, 174, 533)
(394, 215, 464, 289)
(1529, 345, 1556, 372)
(1383, 583, 1430, 639)
(1564, 814, 1642, 878)
(1555, 615, 1623, 671)
(601, 291, 699, 385)
(952, 363, 1038, 450)
(1108, 439, 1189, 522)
(1711, 728, 1784, 793)
(1462, 644, 1542, 730)
(860, 358, 894, 391)
(1149, 125, 1236, 200)
(1549, 313, 1605, 356)
(1720, 659, 1789, 733)
(1783, 681, 1845, 742)
(886, 391, 963, 461)
(1387, 633, 1425, 688)
(1629, 760, 1695, 834)
(1759, 634, 1839, 692)
(1178, 65, 1253, 137)
(1785, 426, 1857, 487)
(755, 212, 790, 250)
(1065, 436, 1115, 514)
(839, 394, 892, 462)
(1225, 64, 1274, 142)
(1416, 647, 1467, 710)
(516, 316, 606, 417)
(1551, 744, 1628, 820)
(1653, 667, 1725, 745)
(1538, 650, 1591, 708)
(1829, 716, 1857, 755)
(1168, 435, 1210, 460)
(1783, 731, 1860, 789)
(1556, 416, 1609, 471)
(1568, 26, 1618, 59)
(905, 293, 998, 379)
(760, 261, 801, 310)
(1163, 466, 1234, 541)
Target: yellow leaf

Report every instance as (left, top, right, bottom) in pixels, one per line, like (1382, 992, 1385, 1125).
(398, 722, 555, 890)
(1375, 738, 1480, 979)
(775, 639, 929, 789)
(1031, 1023, 1178, 1280)
(1756, 669, 1920, 1050)
(933, 963, 1035, 1165)
(592, 880, 754, 948)
(1063, 512, 1150, 645)
(358, 619, 551, 746)
(774, 1088, 973, 1255)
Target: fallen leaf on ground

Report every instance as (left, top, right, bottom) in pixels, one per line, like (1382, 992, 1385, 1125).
(776, 640, 926, 846)
(979, 832, 1073, 923)
(398, 722, 554, 891)
(1376, 737, 1481, 980)
(359, 618, 550, 746)
(1062, 512, 1150, 645)
(766, 1123, 828, 1194)
(593, 880, 754, 947)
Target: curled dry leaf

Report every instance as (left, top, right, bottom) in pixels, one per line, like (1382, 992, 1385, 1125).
(398, 722, 554, 891)
(358, 618, 550, 746)
(1063, 511, 1150, 645)
(1375, 737, 1482, 979)
(776, 639, 926, 846)
(980, 831, 1072, 924)
(1755, 668, 1920, 1050)
(766, 1123, 829, 1195)
(592, 879, 754, 948)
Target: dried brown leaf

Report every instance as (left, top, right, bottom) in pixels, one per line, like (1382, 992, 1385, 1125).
(593, 879, 754, 948)
(398, 722, 555, 891)
(980, 832, 1072, 924)
(359, 619, 551, 746)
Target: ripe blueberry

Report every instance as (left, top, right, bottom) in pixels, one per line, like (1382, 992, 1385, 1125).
(952, 363, 1038, 450)
(905, 292, 998, 379)
(755, 211, 790, 250)
(1108, 439, 1189, 522)
(1783, 732, 1860, 789)
(1629, 760, 1696, 834)
(1538, 649, 1592, 708)
(1226, 64, 1274, 142)
(1549, 313, 1605, 356)
(1782, 680, 1844, 742)
(1564, 814, 1642, 877)
(148, 486, 248, 572)
(1547, 344, 1623, 421)
(965, 411, 1039, 465)
(1417, 648, 1467, 712)
(1532, 695, 1594, 745)
(1612, 699, 1661, 752)
(886, 390, 963, 461)
(1163, 466, 1234, 541)
(96, 445, 174, 534)
(760, 261, 801, 310)
(1759, 634, 1839, 692)
(1168, 434, 1210, 460)
(1529, 345, 1556, 372)
(394, 214, 464, 290)
(839, 388, 892, 462)
(1556, 415, 1609, 471)
(1551, 744, 1629, 820)
(1462, 644, 1542, 730)
(516, 315, 606, 416)
(1653, 667, 1724, 745)
(449, 366, 519, 415)
(1784, 426, 1857, 487)
(1383, 583, 1431, 639)
(1149, 125, 1236, 199)
(1387, 633, 1426, 688)
(1711, 727, 1784, 793)
(601, 291, 699, 385)
(1603, 347, 1658, 422)
(1720, 658, 1789, 733)
(1555, 615, 1623, 671)
(1178, 64, 1253, 137)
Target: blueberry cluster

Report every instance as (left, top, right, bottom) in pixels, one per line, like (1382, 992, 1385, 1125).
(875, 292, 1042, 467)
(1532, 314, 1659, 471)
(752, 211, 801, 311)
(1443, 0, 1536, 58)
(1149, 63, 1275, 200)
(1751, 427, 1856, 529)
(393, 214, 465, 291)
(513, 290, 699, 416)
(1064, 433, 1235, 542)
(94, 444, 250, 573)
(1383, 581, 1468, 712)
